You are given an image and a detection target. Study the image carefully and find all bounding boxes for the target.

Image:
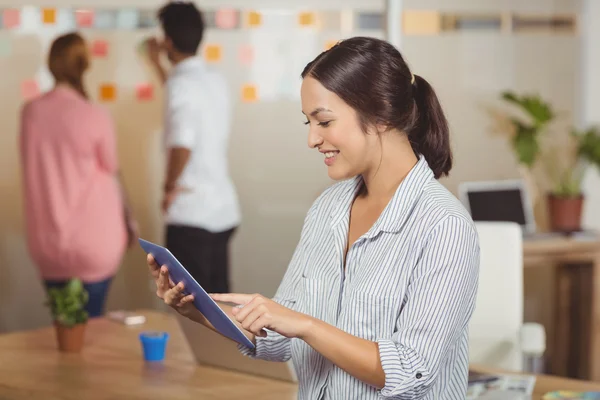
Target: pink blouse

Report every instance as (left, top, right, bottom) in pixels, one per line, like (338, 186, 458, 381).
(19, 86, 127, 282)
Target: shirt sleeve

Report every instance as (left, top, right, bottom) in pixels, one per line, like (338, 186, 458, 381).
(237, 201, 319, 362)
(377, 215, 480, 399)
(96, 108, 119, 174)
(165, 80, 197, 149)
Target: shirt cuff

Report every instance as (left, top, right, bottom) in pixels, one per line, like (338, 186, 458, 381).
(377, 338, 427, 398)
(237, 330, 285, 360)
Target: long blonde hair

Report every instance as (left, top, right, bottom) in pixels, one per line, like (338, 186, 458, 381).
(48, 32, 89, 98)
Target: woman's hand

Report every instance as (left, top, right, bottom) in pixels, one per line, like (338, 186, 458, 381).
(147, 254, 198, 320)
(210, 293, 314, 339)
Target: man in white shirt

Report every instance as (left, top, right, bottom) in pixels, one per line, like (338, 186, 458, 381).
(146, 2, 241, 293)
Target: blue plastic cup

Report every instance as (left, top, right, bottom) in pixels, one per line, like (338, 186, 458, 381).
(139, 331, 169, 362)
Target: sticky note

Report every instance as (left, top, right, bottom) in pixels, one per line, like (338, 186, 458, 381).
(95, 10, 116, 29)
(3, 9, 20, 29)
(246, 11, 262, 27)
(99, 84, 116, 102)
(324, 40, 338, 50)
(215, 8, 238, 29)
(204, 44, 222, 62)
(241, 84, 258, 103)
(91, 40, 108, 57)
(136, 83, 153, 101)
(21, 80, 39, 101)
(42, 8, 56, 24)
(298, 12, 316, 27)
(0, 38, 11, 57)
(238, 44, 253, 65)
(75, 9, 94, 27)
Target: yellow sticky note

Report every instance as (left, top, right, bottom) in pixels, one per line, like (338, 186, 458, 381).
(204, 44, 222, 62)
(324, 40, 338, 51)
(99, 84, 116, 102)
(42, 8, 56, 24)
(298, 12, 315, 27)
(402, 11, 441, 35)
(241, 84, 258, 103)
(246, 11, 262, 27)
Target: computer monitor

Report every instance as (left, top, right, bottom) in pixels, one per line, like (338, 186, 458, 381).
(175, 312, 298, 383)
(458, 179, 536, 235)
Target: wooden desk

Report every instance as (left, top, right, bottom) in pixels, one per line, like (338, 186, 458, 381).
(0, 310, 297, 399)
(1, 310, 599, 399)
(523, 236, 600, 381)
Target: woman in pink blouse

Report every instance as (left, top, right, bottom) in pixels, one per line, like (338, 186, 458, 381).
(19, 32, 138, 318)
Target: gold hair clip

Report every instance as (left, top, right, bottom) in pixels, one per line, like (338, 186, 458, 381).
(410, 74, 415, 85)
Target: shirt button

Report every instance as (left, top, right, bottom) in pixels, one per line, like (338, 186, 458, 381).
(416, 373, 422, 379)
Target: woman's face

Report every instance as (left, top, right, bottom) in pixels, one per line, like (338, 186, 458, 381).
(301, 76, 381, 181)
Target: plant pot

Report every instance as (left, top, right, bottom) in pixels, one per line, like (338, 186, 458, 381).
(54, 322, 86, 352)
(547, 194, 584, 233)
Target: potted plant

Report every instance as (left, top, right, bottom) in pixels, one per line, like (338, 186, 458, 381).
(45, 278, 89, 352)
(545, 126, 600, 232)
(500, 91, 555, 210)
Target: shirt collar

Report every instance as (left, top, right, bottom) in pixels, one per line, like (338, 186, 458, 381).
(330, 155, 434, 236)
(170, 56, 205, 76)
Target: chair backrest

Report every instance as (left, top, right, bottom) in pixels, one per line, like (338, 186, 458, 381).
(469, 221, 524, 371)
(582, 166, 600, 232)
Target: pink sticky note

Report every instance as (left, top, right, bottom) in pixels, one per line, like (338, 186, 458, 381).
(136, 83, 153, 101)
(75, 9, 94, 27)
(215, 8, 238, 29)
(21, 80, 40, 101)
(91, 40, 108, 57)
(3, 9, 20, 29)
(239, 44, 254, 66)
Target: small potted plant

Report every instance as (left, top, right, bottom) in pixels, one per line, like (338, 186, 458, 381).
(545, 126, 600, 232)
(45, 278, 89, 352)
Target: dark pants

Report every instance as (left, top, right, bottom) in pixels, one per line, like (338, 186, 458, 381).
(166, 224, 236, 294)
(44, 277, 113, 318)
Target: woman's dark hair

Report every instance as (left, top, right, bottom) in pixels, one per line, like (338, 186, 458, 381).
(48, 32, 89, 99)
(157, 2, 205, 54)
(301, 36, 452, 179)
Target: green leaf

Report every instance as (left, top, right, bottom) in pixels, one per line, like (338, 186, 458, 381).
(45, 278, 89, 326)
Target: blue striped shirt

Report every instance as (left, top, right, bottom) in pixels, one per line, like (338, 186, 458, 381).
(239, 156, 480, 399)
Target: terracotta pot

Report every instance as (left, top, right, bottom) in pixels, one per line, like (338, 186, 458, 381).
(547, 194, 584, 233)
(54, 322, 86, 352)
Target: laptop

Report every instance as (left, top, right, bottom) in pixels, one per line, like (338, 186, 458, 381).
(457, 179, 559, 239)
(175, 312, 298, 382)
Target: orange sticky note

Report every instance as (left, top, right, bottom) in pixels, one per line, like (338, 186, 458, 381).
(91, 40, 108, 57)
(136, 83, 153, 101)
(21, 80, 39, 101)
(241, 84, 258, 103)
(238, 44, 253, 65)
(246, 11, 261, 27)
(298, 12, 315, 27)
(324, 40, 338, 50)
(3, 9, 20, 29)
(42, 8, 56, 24)
(204, 44, 222, 62)
(75, 9, 94, 27)
(215, 8, 238, 29)
(99, 84, 116, 102)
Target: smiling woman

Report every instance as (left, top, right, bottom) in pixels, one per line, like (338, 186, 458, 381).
(148, 36, 480, 400)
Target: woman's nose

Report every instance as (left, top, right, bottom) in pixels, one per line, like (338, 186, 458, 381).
(307, 128, 323, 149)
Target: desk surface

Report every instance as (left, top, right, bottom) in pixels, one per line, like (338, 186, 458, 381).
(1, 310, 599, 399)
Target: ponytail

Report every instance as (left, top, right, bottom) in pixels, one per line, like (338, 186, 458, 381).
(410, 74, 452, 179)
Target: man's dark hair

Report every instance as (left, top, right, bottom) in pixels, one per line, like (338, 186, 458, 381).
(157, 2, 205, 54)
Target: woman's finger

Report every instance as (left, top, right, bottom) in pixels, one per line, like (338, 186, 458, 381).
(147, 254, 160, 278)
(210, 293, 255, 306)
(248, 314, 269, 337)
(164, 282, 184, 305)
(158, 266, 171, 292)
(176, 294, 194, 307)
(234, 296, 265, 322)
(239, 307, 265, 332)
